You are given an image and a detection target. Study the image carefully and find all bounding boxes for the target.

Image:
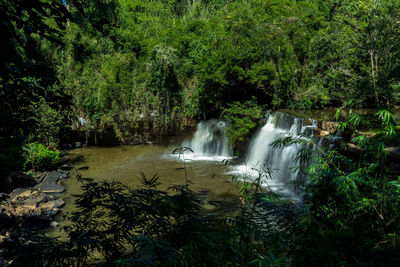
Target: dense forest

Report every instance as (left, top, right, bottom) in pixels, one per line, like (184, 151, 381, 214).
(1, 0, 400, 266)
(2, 0, 400, 152)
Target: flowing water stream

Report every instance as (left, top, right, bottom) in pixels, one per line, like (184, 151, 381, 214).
(61, 112, 316, 215)
(232, 111, 318, 200)
(179, 119, 232, 161)
(50, 108, 399, 237)
(49, 110, 332, 238)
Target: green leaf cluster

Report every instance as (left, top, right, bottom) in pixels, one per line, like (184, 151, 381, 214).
(290, 109, 400, 265)
(222, 97, 264, 145)
(22, 142, 60, 172)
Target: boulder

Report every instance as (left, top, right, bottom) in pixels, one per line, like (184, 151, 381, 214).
(21, 194, 46, 207)
(9, 189, 48, 206)
(9, 188, 32, 202)
(36, 171, 66, 193)
(14, 204, 37, 217)
(319, 121, 339, 134)
(1, 187, 66, 219)
(314, 128, 330, 137)
(50, 221, 59, 228)
(39, 198, 64, 216)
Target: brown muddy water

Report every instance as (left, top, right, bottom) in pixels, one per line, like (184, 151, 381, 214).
(49, 144, 241, 236)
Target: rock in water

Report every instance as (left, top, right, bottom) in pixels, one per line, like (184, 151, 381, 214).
(36, 171, 66, 193)
(50, 221, 59, 228)
(39, 198, 65, 216)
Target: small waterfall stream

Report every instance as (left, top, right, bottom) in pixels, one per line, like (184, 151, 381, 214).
(233, 111, 318, 199)
(178, 112, 324, 200)
(180, 119, 232, 161)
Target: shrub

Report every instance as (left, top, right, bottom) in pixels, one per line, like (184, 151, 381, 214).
(22, 142, 60, 172)
(222, 97, 265, 145)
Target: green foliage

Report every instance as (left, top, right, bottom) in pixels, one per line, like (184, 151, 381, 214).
(3, 0, 400, 154)
(42, 0, 400, 143)
(222, 98, 264, 145)
(11, 172, 286, 266)
(22, 142, 60, 172)
(307, 0, 400, 108)
(0, 0, 71, 170)
(276, 109, 400, 266)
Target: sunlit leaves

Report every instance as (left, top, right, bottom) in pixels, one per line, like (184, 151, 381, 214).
(222, 97, 264, 145)
(376, 109, 396, 137)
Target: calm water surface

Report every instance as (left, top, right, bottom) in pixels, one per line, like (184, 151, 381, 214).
(51, 144, 241, 235)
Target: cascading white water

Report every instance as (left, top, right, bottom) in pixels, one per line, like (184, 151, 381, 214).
(233, 111, 318, 199)
(180, 119, 232, 161)
(175, 112, 327, 200)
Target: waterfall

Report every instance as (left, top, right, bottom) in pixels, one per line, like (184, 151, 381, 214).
(179, 119, 232, 161)
(233, 111, 318, 199)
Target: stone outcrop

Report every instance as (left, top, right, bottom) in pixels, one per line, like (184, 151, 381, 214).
(0, 170, 70, 265)
(314, 129, 331, 137)
(1, 170, 68, 222)
(319, 120, 339, 134)
(35, 171, 68, 193)
(1, 188, 65, 221)
(312, 120, 340, 137)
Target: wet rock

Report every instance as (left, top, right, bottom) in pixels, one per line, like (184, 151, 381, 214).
(36, 172, 47, 183)
(50, 221, 59, 228)
(319, 120, 339, 134)
(314, 128, 330, 137)
(22, 194, 46, 207)
(14, 204, 37, 216)
(9, 189, 48, 206)
(39, 199, 64, 217)
(9, 188, 32, 202)
(1, 188, 64, 221)
(36, 171, 66, 193)
(0, 183, 66, 265)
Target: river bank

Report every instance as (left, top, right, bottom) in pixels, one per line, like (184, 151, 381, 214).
(0, 170, 69, 265)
